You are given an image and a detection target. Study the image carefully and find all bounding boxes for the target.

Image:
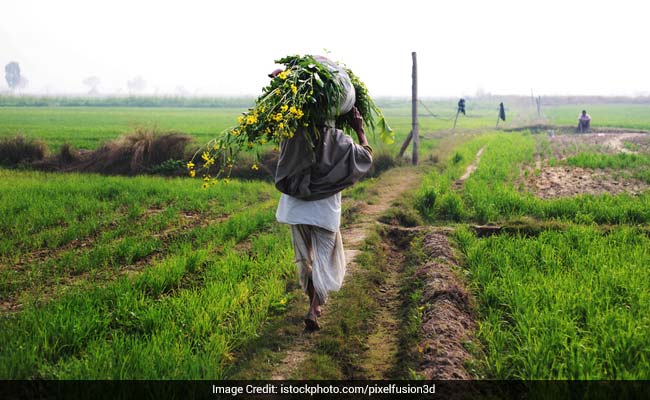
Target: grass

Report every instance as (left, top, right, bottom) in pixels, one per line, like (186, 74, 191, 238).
(0, 107, 245, 151)
(544, 104, 650, 131)
(417, 127, 650, 379)
(0, 168, 306, 379)
(417, 132, 650, 224)
(455, 225, 650, 379)
(0, 99, 526, 156)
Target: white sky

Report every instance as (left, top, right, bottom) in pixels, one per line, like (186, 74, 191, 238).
(1, 0, 649, 97)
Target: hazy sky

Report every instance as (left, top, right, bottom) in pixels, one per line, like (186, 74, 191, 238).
(1, 0, 648, 97)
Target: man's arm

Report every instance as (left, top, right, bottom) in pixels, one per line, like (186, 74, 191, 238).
(349, 106, 371, 151)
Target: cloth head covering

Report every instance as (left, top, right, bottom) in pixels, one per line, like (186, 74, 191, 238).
(313, 55, 356, 116)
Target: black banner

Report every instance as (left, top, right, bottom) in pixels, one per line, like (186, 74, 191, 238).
(1, 380, 649, 400)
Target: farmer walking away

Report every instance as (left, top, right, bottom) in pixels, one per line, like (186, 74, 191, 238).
(274, 56, 374, 331)
(188, 54, 392, 331)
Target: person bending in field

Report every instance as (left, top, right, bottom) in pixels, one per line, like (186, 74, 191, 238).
(577, 110, 591, 133)
(273, 57, 373, 331)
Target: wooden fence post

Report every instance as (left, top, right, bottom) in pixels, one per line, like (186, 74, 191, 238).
(411, 52, 419, 165)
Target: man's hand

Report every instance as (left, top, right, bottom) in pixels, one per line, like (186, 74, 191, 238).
(349, 106, 369, 146)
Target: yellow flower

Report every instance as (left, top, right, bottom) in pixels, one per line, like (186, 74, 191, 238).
(202, 182, 209, 189)
(290, 84, 297, 94)
(279, 298, 287, 305)
(223, 178, 230, 184)
(247, 141, 254, 149)
(278, 123, 284, 130)
(259, 138, 267, 145)
(232, 129, 240, 136)
(278, 71, 288, 80)
(201, 152, 210, 162)
(203, 176, 211, 182)
(186, 161, 195, 169)
(296, 109, 304, 119)
(237, 115, 245, 124)
(246, 115, 257, 125)
(212, 143, 220, 151)
(280, 104, 288, 112)
(273, 113, 283, 121)
(189, 170, 196, 178)
(251, 163, 259, 171)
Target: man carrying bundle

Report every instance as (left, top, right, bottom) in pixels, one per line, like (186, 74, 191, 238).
(273, 57, 373, 331)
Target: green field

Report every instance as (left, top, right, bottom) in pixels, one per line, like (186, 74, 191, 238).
(2, 97, 650, 380)
(544, 104, 650, 131)
(417, 131, 650, 378)
(0, 98, 525, 154)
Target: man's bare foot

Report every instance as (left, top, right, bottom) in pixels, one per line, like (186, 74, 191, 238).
(304, 312, 320, 331)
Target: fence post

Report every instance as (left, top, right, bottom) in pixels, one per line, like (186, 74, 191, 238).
(411, 51, 419, 165)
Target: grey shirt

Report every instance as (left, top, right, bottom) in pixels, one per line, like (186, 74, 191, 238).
(275, 125, 373, 201)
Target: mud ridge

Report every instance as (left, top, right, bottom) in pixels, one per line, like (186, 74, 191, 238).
(415, 229, 478, 380)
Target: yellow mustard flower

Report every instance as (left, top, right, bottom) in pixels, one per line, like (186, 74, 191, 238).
(202, 183, 209, 189)
(246, 115, 257, 125)
(189, 170, 196, 178)
(291, 84, 297, 94)
(273, 113, 283, 122)
(201, 152, 210, 162)
(278, 71, 288, 80)
(186, 161, 195, 169)
(280, 104, 288, 112)
(251, 163, 259, 171)
(237, 115, 245, 124)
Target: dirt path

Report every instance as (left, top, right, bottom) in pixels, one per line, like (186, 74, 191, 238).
(454, 147, 485, 189)
(269, 166, 423, 380)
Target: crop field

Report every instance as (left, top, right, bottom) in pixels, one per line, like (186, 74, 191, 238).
(417, 128, 650, 379)
(0, 98, 517, 154)
(1, 97, 650, 380)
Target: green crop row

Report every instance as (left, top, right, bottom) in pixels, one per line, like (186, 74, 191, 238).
(417, 132, 650, 224)
(566, 152, 650, 170)
(455, 225, 650, 379)
(0, 169, 275, 261)
(0, 220, 294, 379)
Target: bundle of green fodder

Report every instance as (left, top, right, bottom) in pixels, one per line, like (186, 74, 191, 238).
(188, 54, 393, 187)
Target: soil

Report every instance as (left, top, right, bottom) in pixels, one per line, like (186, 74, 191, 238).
(523, 132, 650, 198)
(416, 230, 477, 380)
(454, 147, 485, 190)
(525, 166, 649, 199)
(545, 132, 649, 159)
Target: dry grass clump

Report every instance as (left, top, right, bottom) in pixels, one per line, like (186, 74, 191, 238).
(0, 135, 47, 166)
(74, 129, 192, 175)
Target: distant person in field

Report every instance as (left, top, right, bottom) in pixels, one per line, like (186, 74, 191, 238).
(272, 56, 373, 332)
(577, 110, 591, 132)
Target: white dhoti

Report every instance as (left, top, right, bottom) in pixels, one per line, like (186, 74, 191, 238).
(290, 224, 346, 304)
(276, 192, 346, 304)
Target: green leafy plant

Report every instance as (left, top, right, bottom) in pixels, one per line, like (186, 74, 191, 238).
(188, 55, 393, 187)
